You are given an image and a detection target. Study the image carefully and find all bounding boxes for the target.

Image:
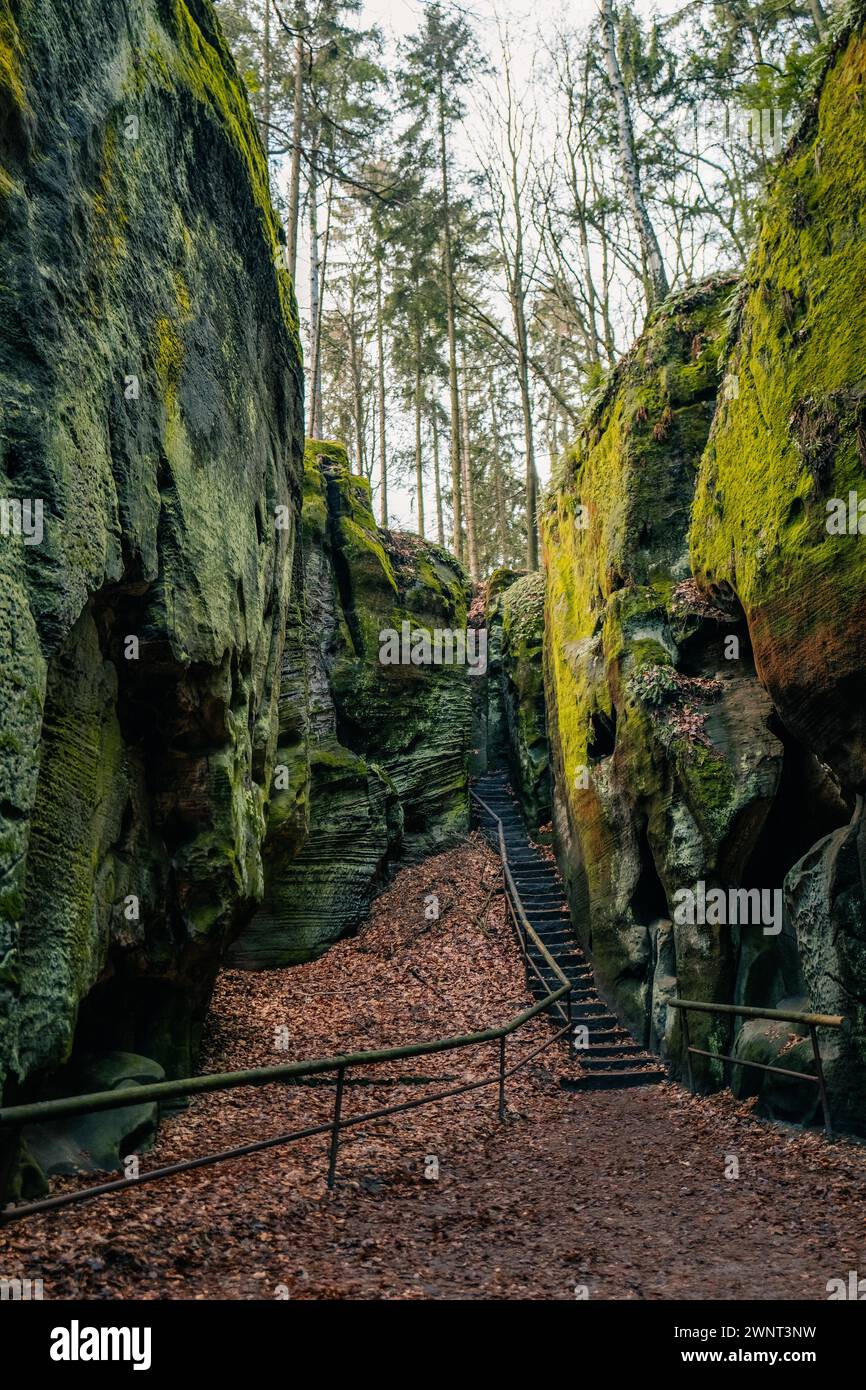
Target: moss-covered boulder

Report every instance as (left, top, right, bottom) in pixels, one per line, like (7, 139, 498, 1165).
(541, 278, 791, 1080)
(230, 441, 473, 965)
(731, 1008, 820, 1124)
(0, 0, 303, 1110)
(499, 571, 550, 831)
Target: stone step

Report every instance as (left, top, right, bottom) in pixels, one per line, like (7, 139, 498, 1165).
(578, 1043, 644, 1059)
(573, 1026, 629, 1042)
(581, 1053, 656, 1070)
(561, 1069, 666, 1091)
(526, 955, 588, 972)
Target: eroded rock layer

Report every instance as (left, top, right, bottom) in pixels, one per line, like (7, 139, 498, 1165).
(229, 441, 473, 967)
(498, 571, 550, 832)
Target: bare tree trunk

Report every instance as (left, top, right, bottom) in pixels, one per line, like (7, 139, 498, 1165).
(437, 72, 463, 563)
(262, 0, 271, 164)
(431, 398, 445, 545)
(487, 368, 508, 565)
(806, 0, 827, 38)
(350, 277, 364, 476)
(600, 0, 669, 308)
(488, 43, 540, 570)
(549, 335, 561, 466)
(515, 317, 538, 570)
(588, 152, 617, 361)
(376, 258, 387, 526)
(459, 348, 478, 578)
(307, 127, 320, 438)
(414, 319, 425, 538)
(286, 8, 305, 281)
(575, 212, 601, 366)
(310, 140, 334, 438)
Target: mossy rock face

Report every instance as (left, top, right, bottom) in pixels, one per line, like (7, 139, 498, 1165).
(784, 806, 866, 1133)
(541, 277, 790, 1081)
(0, 0, 303, 1106)
(230, 742, 397, 966)
(731, 1011, 820, 1125)
(499, 571, 550, 831)
(690, 3, 866, 791)
(471, 569, 523, 778)
(687, 5, 866, 1127)
(230, 441, 473, 966)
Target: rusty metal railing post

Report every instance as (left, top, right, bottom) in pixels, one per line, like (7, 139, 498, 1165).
(498, 1036, 507, 1120)
(326, 1065, 346, 1189)
(809, 1024, 833, 1137)
(681, 1007, 695, 1090)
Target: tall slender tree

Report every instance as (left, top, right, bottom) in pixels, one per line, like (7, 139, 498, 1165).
(599, 0, 669, 308)
(397, 2, 485, 561)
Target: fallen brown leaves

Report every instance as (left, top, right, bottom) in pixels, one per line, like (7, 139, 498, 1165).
(2, 834, 865, 1301)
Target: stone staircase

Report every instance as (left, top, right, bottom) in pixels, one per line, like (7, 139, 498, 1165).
(473, 770, 666, 1091)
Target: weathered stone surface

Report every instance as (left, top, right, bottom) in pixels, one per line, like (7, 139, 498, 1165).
(499, 571, 550, 832)
(0, 0, 303, 1108)
(230, 441, 472, 966)
(731, 1009, 819, 1125)
(684, 5, 866, 1125)
(541, 278, 788, 1082)
(470, 567, 522, 778)
(21, 1052, 165, 1189)
(784, 804, 866, 1133)
(690, 4, 866, 792)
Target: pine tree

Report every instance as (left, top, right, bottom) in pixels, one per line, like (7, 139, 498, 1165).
(397, 2, 486, 562)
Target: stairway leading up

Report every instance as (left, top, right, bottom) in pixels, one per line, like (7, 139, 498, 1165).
(473, 769, 666, 1091)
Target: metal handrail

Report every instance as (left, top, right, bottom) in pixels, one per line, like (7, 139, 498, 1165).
(669, 997, 844, 1136)
(0, 794, 573, 1225)
(470, 790, 573, 1035)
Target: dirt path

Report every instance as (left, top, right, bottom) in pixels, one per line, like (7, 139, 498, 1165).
(2, 837, 865, 1300)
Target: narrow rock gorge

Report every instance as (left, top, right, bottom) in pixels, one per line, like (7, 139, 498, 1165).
(2, 0, 866, 1233)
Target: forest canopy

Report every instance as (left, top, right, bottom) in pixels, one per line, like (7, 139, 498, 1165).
(214, 0, 832, 573)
